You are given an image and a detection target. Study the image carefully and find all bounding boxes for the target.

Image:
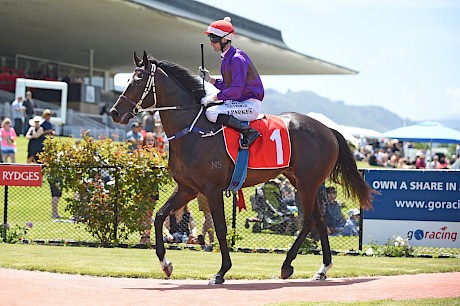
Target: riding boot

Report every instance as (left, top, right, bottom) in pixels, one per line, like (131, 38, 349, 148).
(216, 114, 261, 149)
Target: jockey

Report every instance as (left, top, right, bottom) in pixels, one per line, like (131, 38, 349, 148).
(199, 17, 264, 149)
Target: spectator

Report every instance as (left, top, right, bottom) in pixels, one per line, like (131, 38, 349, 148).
(324, 186, 346, 235)
(25, 116, 44, 163)
(139, 132, 160, 244)
(353, 148, 365, 161)
(100, 104, 110, 126)
(397, 157, 413, 169)
(343, 208, 360, 236)
(429, 154, 440, 169)
(368, 153, 384, 167)
(387, 154, 398, 168)
(22, 91, 36, 135)
(37, 109, 60, 219)
(49, 177, 62, 219)
(40, 109, 55, 137)
(153, 122, 168, 155)
(434, 154, 448, 169)
(415, 154, 426, 169)
(126, 122, 143, 151)
(451, 154, 460, 169)
(163, 204, 199, 244)
(11, 96, 24, 135)
(197, 193, 214, 246)
(1, 118, 17, 163)
(142, 112, 155, 133)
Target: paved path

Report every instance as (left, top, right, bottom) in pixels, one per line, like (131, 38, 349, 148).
(1, 268, 459, 305)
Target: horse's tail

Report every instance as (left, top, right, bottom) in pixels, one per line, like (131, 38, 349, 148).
(330, 129, 375, 210)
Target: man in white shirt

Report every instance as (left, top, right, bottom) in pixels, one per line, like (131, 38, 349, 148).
(11, 96, 24, 135)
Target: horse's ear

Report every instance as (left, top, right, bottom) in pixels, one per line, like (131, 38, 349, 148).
(133, 51, 141, 67)
(142, 51, 150, 68)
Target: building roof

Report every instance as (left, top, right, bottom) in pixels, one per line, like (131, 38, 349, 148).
(0, 0, 357, 75)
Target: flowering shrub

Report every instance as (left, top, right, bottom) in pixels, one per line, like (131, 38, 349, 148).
(298, 237, 318, 254)
(1, 222, 33, 243)
(39, 134, 171, 245)
(366, 235, 414, 257)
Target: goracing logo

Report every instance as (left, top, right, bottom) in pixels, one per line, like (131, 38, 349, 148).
(407, 226, 457, 242)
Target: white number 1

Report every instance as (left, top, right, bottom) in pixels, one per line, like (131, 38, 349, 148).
(270, 129, 284, 165)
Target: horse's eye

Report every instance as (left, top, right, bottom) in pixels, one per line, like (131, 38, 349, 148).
(133, 75, 142, 85)
(138, 73, 143, 78)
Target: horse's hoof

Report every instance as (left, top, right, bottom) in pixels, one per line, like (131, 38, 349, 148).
(280, 265, 294, 279)
(208, 274, 225, 285)
(161, 261, 173, 278)
(312, 272, 327, 281)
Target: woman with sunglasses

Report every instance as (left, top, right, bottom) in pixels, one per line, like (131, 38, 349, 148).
(199, 17, 264, 149)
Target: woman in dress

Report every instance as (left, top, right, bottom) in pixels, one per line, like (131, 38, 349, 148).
(25, 116, 44, 163)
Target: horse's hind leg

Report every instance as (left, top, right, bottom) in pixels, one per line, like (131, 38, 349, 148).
(153, 184, 197, 278)
(311, 198, 333, 281)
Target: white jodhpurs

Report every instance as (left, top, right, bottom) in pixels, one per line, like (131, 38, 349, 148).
(205, 99, 262, 123)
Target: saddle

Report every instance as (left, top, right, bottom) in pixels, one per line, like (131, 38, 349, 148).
(223, 114, 291, 169)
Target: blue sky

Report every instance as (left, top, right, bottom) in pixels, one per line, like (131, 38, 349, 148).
(196, 0, 460, 121)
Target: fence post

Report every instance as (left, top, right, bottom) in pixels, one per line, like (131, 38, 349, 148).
(359, 208, 363, 251)
(231, 192, 237, 247)
(2, 186, 8, 242)
(358, 168, 364, 251)
(113, 166, 119, 243)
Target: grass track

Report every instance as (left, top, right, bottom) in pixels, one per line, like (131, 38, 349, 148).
(1, 244, 459, 280)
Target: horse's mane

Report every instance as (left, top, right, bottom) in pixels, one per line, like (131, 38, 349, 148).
(147, 55, 206, 103)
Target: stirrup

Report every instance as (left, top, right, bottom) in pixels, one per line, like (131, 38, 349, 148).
(240, 131, 260, 150)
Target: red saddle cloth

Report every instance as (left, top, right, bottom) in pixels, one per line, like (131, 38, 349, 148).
(223, 114, 291, 169)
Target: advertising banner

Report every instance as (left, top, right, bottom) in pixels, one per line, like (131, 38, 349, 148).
(0, 164, 43, 187)
(363, 169, 460, 248)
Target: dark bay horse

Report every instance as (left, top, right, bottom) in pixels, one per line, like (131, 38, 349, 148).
(110, 51, 374, 284)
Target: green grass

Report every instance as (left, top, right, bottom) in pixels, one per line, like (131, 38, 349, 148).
(269, 298, 460, 306)
(0, 244, 459, 280)
(12, 136, 29, 164)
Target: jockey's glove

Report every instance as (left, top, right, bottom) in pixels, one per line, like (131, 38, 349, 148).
(198, 66, 211, 82)
(200, 96, 215, 107)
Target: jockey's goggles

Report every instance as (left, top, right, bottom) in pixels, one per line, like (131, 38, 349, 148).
(208, 34, 221, 44)
(208, 30, 234, 44)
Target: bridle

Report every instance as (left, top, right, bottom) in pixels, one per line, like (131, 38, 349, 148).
(117, 62, 222, 141)
(118, 64, 158, 116)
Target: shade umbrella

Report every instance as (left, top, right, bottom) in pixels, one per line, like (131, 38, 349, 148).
(381, 121, 460, 168)
(380, 121, 460, 144)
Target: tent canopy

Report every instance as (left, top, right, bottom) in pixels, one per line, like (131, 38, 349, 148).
(307, 112, 359, 147)
(337, 124, 381, 139)
(380, 121, 460, 144)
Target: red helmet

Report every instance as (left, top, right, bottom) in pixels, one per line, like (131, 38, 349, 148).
(204, 17, 235, 40)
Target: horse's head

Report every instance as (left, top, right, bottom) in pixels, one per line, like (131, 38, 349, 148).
(110, 51, 158, 124)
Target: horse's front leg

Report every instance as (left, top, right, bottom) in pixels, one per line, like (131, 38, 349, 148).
(154, 185, 197, 278)
(205, 192, 231, 285)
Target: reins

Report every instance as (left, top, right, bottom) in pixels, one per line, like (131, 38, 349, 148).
(119, 62, 222, 141)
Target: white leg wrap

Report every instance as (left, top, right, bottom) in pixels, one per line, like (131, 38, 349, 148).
(160, 257, 170, 270)
(312, 262, 333, 281)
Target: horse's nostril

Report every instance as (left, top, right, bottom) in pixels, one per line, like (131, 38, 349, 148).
(110, 108, 118, 116)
